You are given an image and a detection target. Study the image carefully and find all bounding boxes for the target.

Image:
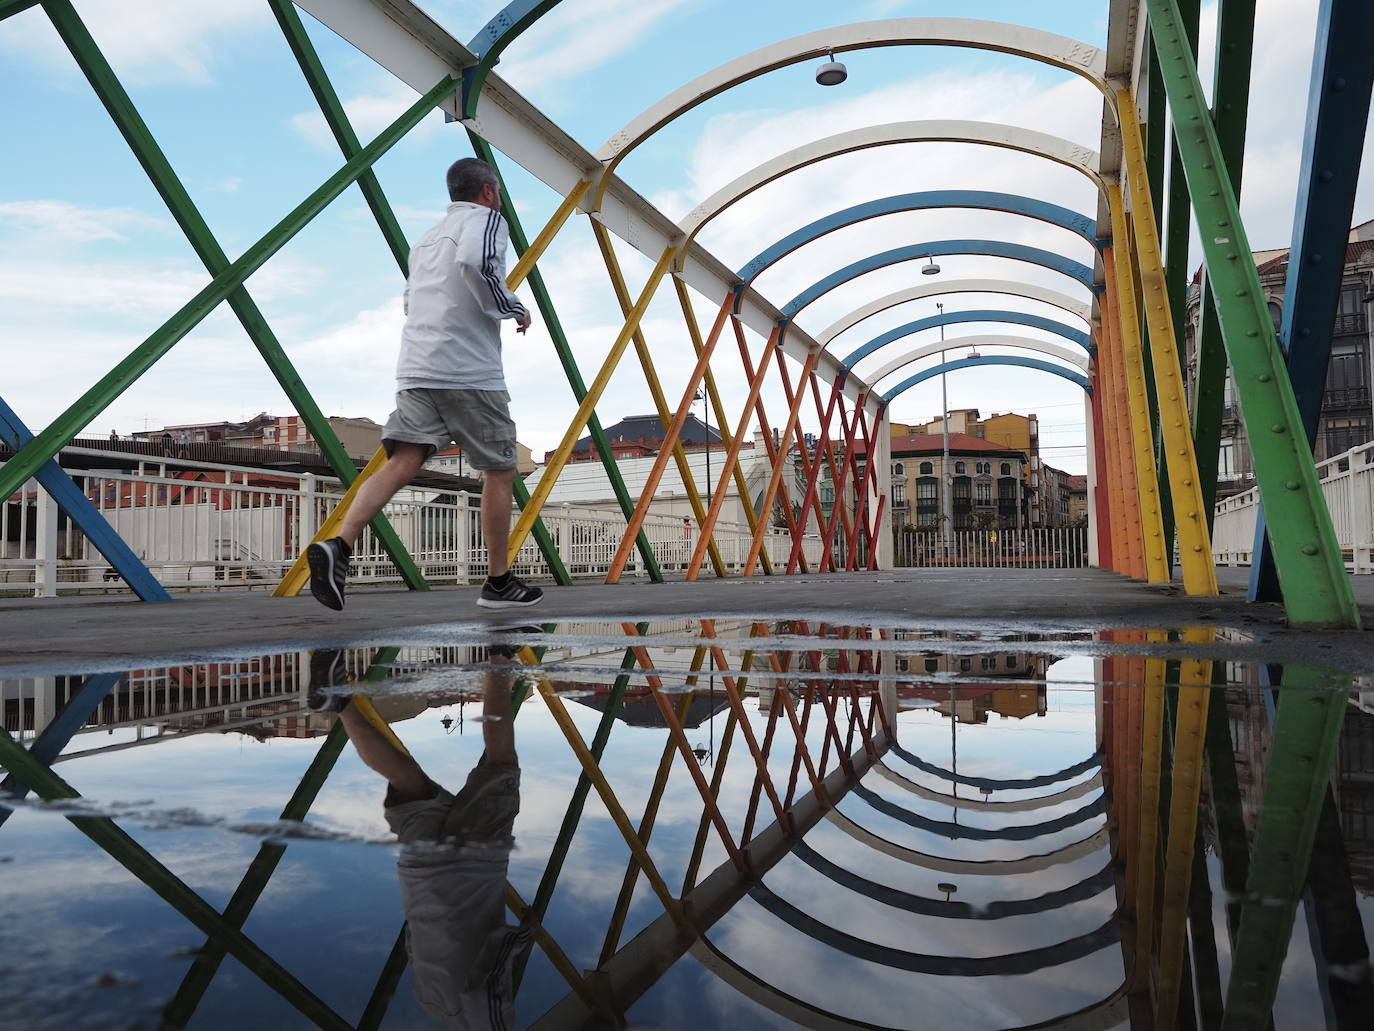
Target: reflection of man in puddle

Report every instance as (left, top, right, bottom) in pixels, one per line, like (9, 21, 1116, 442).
(325, 649, 529, 1029)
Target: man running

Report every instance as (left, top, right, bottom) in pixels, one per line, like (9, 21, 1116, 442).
(306, 158, 543, 611)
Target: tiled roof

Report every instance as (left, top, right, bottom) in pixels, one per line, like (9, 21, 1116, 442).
(572, 413, 722, 452)
(857, 432, 1027, 457)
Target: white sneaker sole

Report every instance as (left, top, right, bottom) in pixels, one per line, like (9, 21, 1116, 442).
(476, 595, 543, 609)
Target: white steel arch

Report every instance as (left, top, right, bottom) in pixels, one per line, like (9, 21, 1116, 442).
(865, 335, 1090, 387)
(818, 280, 1092, 346)
(596, 18, 1110, 187)
(679, 121, 1103, 244)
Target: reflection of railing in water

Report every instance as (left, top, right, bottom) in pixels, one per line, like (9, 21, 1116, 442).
(893, 527, 1088, 568)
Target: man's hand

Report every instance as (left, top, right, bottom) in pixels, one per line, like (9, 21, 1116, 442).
(516, 307, 532, 334)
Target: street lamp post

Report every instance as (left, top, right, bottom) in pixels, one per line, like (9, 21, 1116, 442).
(939, 302, 952, 559)
(695, 390, 711, 505)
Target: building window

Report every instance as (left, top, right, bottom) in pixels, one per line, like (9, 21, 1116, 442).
(896, 657, 909, 672)
(919, 461, 933, 475)
(924, 659, 939, 673)
(1219, 438, 1235, 480)
(1000, 463, 1012, 476)
(916, 478, 938, 502)
(820, 483, 835, 505)
(958, 658, 971, 672)
(954, 461, 966, 474)
(893, 462, 903, 476)
(892, 481, 907, 504)
(1006, 654, 1018, 667)
(976, 482, 991, 504)
(1324, 416, 1372, 457)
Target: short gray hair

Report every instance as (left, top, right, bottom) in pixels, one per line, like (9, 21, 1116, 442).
(446, 158, 498, 202)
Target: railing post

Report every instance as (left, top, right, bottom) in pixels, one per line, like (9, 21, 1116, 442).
(300, 473, 317, 553)
(1353, 448, 1373, 574)
(34, 482, 58, 598)
(558, 503, 573, 574)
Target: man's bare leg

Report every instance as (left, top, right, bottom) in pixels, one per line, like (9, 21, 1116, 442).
(338, 443, 429, 548)
(481, 659, 518, 765)
(480, 468, 515, 578)
(339, 703, 431, 803)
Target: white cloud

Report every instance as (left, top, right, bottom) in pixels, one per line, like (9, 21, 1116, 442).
(289, 76, 448, 151)
(0, 200, 166, 243)
(0, 0, 269, 86)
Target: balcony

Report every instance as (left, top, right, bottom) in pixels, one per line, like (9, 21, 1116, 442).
(1324, 385, 1370, 409)
(1334, 312, 1368, 337)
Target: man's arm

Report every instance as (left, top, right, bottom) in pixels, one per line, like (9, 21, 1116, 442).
(456, 209, 531, 332)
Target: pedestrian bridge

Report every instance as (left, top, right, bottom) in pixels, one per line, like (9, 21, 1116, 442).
(2, 1, 1373, 1028)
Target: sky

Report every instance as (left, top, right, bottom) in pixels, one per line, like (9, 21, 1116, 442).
(2, 0, 1371, 477)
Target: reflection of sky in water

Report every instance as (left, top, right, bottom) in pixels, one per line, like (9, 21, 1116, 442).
(0, 647, 1360, 1029)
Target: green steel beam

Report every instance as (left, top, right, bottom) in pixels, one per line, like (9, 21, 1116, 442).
(1192, 0, 1258, 528)
(1147, 0, 1358, 628)
(267, 0, 408, 275)
(1220, 681, 1349, 1029)
(0, 0, 39, 19)
(467, 131, 664, 581)
(38, 0, 427, 591)
(356, 926, 410, 1031)
(0, 726, 353, 1031)
(0, 74, 459, 507)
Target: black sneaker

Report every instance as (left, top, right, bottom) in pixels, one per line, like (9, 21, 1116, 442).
(477, 574, 544, 610)
(485, 624, 542, 660)
(307, 649, 351, 711)
(307, 537, 351, 611)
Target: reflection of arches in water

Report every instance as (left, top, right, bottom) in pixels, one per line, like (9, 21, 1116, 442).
(890, 744, 1101, 790)
(824, 809, 1110, 875)
(847, 782, 1106, 841)
(747, 883, 1119, 974)
(791, 840, 1115, 919)
(689, 933, 1131, 1031)
(870, 759, 1103, 813)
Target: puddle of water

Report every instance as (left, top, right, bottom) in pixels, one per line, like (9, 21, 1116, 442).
(1, 619, 1371, 1029)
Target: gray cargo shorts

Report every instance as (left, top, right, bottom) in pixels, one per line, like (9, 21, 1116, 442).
(385, 762, 521, 846)
(382, 388, 517, 471)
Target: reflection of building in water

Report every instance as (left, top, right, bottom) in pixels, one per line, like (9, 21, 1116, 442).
(890, 648, 1050, 723)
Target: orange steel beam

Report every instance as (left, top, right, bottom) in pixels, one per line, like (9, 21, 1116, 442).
(743, 350, 819, 576)
(1100, 254, 1145, 578)
(843, 396, 877, 570)
(789, 375, 843, 572)
(813, 384, 858, 570)
(740, 686, 786, 846)
(618, 622, 746, 872)
(605, 295, 733, 583)
(698, 619, 789, 830)
(730, 318, 809, 572)
(686, 324, 780, 579)
(1103, 247, 1153, 580)
(592, 223, 726, 579)
(1089, 368, 1114, 570)
(774, 356, 831, 573)
(674, 280, 774, 576)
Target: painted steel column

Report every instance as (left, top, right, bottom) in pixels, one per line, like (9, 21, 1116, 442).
(674, 279, 774, 575)
(1193, 0, 1258, 530)
(1117, 89, 1219, 595)
(605, 296, 733, 582)
(591, 222, 727, 579)
(873, 405, 893, 570)
(508, 245, 676, 564)
(1104, 233, 1169, 581)
(743, 352, 818, 576)
(1248, 0, 1374, 602)
(687, 325, 780, 579)
(1148, 0, 1359, 628)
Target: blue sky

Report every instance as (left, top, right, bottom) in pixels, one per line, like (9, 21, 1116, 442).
(2, 1, 1370, 477)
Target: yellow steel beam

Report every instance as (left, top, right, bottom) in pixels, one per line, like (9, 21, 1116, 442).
(1133, 648, 1168, 992)
(1107, 186, 1171, 582)
(1155, 628, 1214, 1027)
(1118, 89, 1218, 595)
(508, 243, 677, 563)
(537, 676, 686, 925)
(275, 183, 590, 596)
(507, 179, 590, 290)
(674, 278, 773, 573)
(591, 222, 726, 578)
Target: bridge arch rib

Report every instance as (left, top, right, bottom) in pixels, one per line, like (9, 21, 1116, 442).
(690, 145, 1100, 253)
(841, 311, 1093, 366)
(883, 355, 1092, 398)
(818, 281, 1092, 345)
(865, 336, 1090, 390)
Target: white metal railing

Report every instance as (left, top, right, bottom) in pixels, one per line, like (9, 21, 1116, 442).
(1213, 441, 1374, 572)
(0, 459, 824, 595)
(892, 527, 1088, 568)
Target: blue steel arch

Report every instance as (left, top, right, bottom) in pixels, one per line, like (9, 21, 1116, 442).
(841, 309, 1092, 368)
(781, 240, 1099, 318)
(882, 356, 1091, 400)
(736, 190, 1097, 285)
